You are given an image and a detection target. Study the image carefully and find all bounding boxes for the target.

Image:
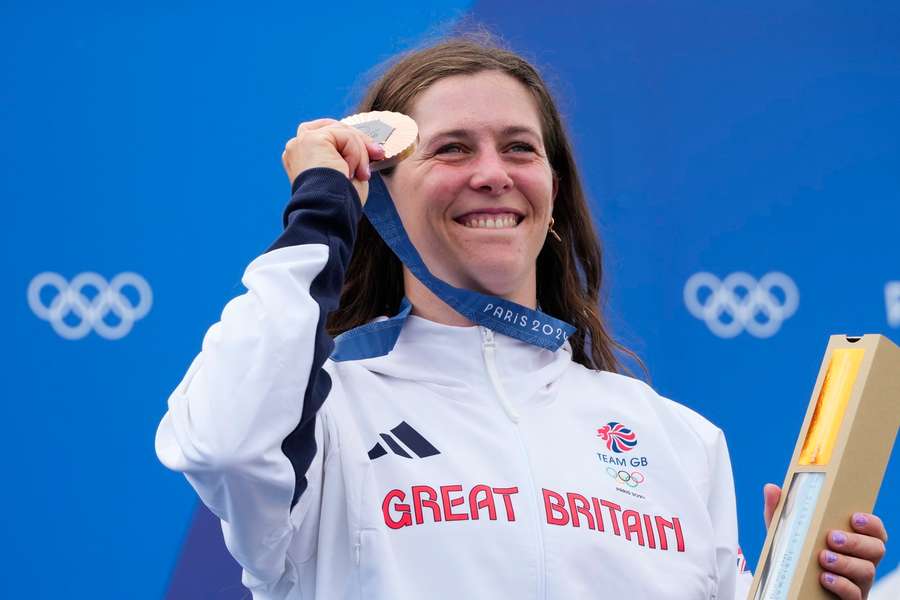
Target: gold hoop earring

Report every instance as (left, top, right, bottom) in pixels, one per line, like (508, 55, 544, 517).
(548, 217, 562, 242)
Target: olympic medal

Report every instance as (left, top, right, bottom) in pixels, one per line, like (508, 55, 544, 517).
(342, 111, 418, 172)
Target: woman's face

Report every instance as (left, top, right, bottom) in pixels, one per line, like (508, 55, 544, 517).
(385, 71, 556, 304)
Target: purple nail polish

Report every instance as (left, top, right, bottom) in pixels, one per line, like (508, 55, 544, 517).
(824, 573, 835, 585)
(825, 551, 838, 564)
(832, 532, 847, 545)
(853, 514, 868, 527)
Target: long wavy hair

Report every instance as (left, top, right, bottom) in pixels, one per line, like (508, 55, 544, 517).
(327, 34, 641, 374)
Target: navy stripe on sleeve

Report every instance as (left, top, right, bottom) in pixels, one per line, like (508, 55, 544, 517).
(268, 167, 362, 252)
(270, 167, 362, 508)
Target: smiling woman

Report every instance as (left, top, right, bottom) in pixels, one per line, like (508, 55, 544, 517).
(155, 33, 887, 600)
(387, 71, 556, 318)
(327, 39, 632, 371)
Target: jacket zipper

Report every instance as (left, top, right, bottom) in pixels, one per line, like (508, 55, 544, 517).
(480, 327, 520, 422)
(480, 327, 547, 600)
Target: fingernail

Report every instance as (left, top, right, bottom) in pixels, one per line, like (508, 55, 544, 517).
(832, 532, 847, 545)
(853, 513, 868, 527)
(825, 551, 838, 564)
(823, 573, 835, 585)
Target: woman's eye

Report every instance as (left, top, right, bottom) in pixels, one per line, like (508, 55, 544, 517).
(508, 142, 536, 153)
(435, 144, 466, 154)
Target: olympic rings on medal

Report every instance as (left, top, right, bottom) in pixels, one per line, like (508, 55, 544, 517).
(683, 271, 799, 338)
(27, 272, 152, 340)
(606, 467, 645, 488)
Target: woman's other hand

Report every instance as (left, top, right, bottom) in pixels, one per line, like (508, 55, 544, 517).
(763, 483, 888, 599)
(282, 119, 385, 203)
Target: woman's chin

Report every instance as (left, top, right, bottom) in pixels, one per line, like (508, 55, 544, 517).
(459, 265, 536, 304)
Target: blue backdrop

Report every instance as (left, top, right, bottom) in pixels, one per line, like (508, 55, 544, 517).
(3, 2, 898, 598)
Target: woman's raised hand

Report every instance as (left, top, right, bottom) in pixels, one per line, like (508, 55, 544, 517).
(763, 483, 888, 600)
(282, 118, 385, 203)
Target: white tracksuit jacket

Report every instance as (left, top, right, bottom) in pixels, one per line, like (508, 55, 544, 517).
(156, 168, 753, 599)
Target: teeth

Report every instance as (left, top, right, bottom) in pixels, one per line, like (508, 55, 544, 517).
(463, 214, 519, 229)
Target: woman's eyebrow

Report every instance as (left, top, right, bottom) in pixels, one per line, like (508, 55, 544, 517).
(425, 128, 471, 143)
(499, 125, 541, 139)
(425, 125, 541, 143)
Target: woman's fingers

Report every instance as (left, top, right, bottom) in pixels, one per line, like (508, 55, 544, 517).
(819, 571, 864, 600)
(818, 521, 887, 600)
(826, 529, 887, 564)
(297, 118, 384, 166)
(849, 512, 888, 544)
(325, 126, 365, 179)
(762, 483, 782, 529)
(296, 118, 340, 136)
(283, 121, 381, 182)
(819, 549, 876, 597)
(761, 490, 888, 599)
(352, 130, 371, 180)
(326, 126, 386, 181)
(760, 490, 886, 600)
(282, 118, 387, 205)
(367, 138, 386, 161)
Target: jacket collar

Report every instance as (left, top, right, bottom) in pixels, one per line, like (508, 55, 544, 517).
(345, 315, 573, 410)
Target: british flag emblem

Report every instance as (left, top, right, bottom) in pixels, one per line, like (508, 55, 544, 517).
(736, 546, 748, 574)
(597, 422, 638, 453)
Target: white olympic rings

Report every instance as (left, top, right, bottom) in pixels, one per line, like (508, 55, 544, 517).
(27, 272, 152, 340)
(684, 272, 799, 338)
(886, 281, 900, 328)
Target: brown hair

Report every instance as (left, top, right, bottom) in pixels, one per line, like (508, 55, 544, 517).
(327, 33, 642, 374)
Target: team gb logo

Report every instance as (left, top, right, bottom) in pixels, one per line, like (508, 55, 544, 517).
(597, 422, 638, 453)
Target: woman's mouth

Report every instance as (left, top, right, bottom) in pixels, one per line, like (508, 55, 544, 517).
(456, 212, 523, 229)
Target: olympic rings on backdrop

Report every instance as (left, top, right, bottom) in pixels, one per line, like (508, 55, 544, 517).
(606, 467, 645, 488)
(683, 271, 799, 338)
(27, 272, 152, 340)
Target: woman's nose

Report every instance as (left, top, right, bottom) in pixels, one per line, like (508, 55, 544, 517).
(468, 150, 514, 195)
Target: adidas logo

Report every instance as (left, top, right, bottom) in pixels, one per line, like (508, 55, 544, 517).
(368, 421, 440, 460)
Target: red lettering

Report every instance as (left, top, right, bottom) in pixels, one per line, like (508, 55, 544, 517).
(600, 499, 622, 536)
(622, 510, 645, 547)
(493, 487, 518, 521)
(412, 485, 442, 524)
(543, 488, 569, 526)
(469, 485, 497, 520)
(567, 492, 596, 530)
(441, 485, 468, 522)
(656, 516, 673, 550)
(591, 497, 606, 532)
(655, 516, 685, 552)
(643, 514, 657, 549)
(382, 489, 412, 530)
(673, 517, 685, 552)
(388, 484, 681, 549)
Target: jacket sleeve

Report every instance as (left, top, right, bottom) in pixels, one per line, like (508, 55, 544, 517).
(155, 167, 361, 584)
(706, 430, 742, 600)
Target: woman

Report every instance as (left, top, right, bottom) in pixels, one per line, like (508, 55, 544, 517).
(156, 37, 886, 599)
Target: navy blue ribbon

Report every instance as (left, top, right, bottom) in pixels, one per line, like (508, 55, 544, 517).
(333, 173, 575, 361)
